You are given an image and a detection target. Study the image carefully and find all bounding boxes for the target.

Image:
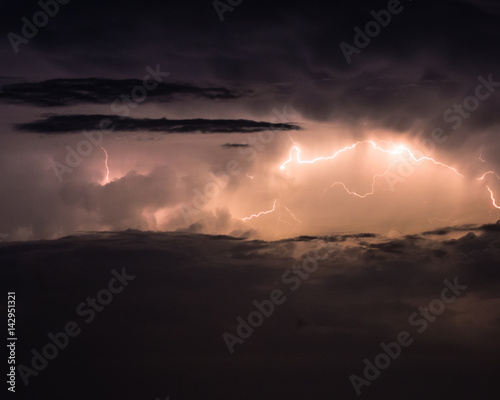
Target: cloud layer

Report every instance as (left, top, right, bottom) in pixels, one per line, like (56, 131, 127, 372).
(2, 225, 500, 399)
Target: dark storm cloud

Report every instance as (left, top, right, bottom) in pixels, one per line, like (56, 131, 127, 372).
(421, 224, 481, 236)
(1, 224, 500, 398)
(3, 1, 500, 82)
(2, 1, 500, 137)
(15, 114, 301, 134)
(0, 78, 245, 107)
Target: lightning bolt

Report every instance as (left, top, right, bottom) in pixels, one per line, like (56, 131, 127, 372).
(487, 185, 500, 209)
(241, 200, 277, 221)
(280, 140, 463, 177)
(280, 140, 463, 200)
(476, 170, 500, 181)
(475, 159, 500, 209)
(99, 145, 110, 183)
(327, 160, 400, 198)
(241, 139, 500, 223)
(241, 199, 301, 223)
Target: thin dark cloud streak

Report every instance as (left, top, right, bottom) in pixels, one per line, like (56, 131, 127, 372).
(0, 78, 247, 107)
(15, 114, 302, 134)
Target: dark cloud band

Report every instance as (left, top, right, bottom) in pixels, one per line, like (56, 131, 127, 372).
(0, 78, 246, 107)
(15, 114, 302, 134)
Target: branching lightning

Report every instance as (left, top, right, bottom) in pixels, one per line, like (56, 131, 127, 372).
(280, 140, 463, 177)
(327, 160, 400, 198)
(281, 140, 463, 199)
(474, 157, 500, 209)
(241, 199, 301, 223)
(241, 139, 500, 224)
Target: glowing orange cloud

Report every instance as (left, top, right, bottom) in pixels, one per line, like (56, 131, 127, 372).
(240, 139, 500, 223)
(280, 140, 463, 200)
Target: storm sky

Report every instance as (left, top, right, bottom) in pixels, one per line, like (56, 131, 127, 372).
(3, 2, 500, 399)
(1, 0, 500, 240)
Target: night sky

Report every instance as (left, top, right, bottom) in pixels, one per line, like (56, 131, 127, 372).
(1, 0, 500, 399)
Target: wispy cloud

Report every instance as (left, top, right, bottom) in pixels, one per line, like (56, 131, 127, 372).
(0, 78, 247, 107)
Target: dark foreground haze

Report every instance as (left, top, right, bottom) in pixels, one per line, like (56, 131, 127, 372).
(2, 223, 499, 399)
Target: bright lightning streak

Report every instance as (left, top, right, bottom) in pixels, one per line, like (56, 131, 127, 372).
(241, 139, 499, 225)
(486, 185, 500, 209)
(328, 160, 400, 198)
(99, 145, 110, 183)
(280, 140, 463, 200)
(377, 140, 464, 176)
(281, 143, 362, 170)
(280, 140, 463, 177)
(472, 157, 500, 208)
(477, 170, 500, 209)
(241, 200, 301, 223)
(241, 200, 277, 221)
(476, 170, 500, 181)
